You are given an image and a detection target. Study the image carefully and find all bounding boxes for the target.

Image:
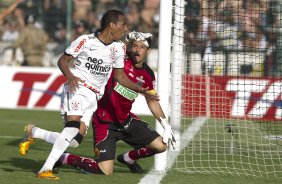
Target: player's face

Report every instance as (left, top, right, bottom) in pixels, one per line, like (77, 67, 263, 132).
(130, 41, 149, 64)
(112, 15, 128, 40)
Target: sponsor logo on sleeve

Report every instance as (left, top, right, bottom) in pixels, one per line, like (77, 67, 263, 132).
(74, 38, 86, 52)
(114, 82, 138, 100)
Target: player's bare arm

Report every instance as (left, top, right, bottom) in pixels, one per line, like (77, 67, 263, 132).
(57, 53, 82, 92)
(145, 96, 165, 121)
(146, 96, 176, 148)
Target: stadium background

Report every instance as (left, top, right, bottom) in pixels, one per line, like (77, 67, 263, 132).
(0, 0, 280, 75)
(0, 0, 160, 68)
(1, 0, 282, 184)
(1, 0, 282, 119)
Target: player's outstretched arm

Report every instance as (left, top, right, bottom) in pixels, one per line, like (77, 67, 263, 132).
(146, 97, 176, 149)
(145, 96, 165, 122)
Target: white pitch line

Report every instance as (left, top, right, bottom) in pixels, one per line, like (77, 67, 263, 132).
(264, 135, 282, 140)
(0, 135, 93, 142)
(138, 117, 207, 184)
(0, 135, 22, 139)
(0, 120, 28, 124)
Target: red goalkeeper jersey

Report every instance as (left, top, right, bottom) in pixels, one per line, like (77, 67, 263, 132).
(95, 57, 156, 124)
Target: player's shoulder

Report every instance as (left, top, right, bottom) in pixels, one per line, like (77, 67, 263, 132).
(113, 40, 126, 48)
(114, 40, 125, 45)
(112, 40, 126, 53)
(75, 33, 95, 42)
(86, 33, 96, 40)
(124, 58, 132, 66)
(143, 63, 155, 79)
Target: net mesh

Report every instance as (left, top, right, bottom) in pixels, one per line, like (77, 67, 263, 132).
(169, 0, 282, 177)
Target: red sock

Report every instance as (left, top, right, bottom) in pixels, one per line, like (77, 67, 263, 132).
(128, 147, 155, 160)
(66, 154, 103, 174)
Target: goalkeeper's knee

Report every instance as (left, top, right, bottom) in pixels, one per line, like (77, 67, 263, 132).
(152, 136, 167, 153)
(69, 132, 83, 148)
(156, 143, 167, 153)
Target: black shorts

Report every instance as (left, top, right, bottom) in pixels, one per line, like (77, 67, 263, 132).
(93, 116, 160, 163)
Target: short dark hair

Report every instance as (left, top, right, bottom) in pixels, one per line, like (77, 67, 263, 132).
(146, 37, 152, 48)
(100, 10, 125, 31)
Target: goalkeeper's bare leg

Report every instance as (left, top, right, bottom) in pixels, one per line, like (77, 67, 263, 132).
(59, 136, 167, 175)
(56, 115, 167, 175)
(117, 136, 167, 173)
(57, 153, 113, 175)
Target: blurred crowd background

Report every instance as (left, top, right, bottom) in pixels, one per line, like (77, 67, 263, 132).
(0, 0, 281, 76)
(185, 0, 280, 76)
(186, 0, 278, 51)
(0, 0, 160, 46)
(0, 0, 160, 66)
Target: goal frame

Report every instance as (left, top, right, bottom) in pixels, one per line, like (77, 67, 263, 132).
(155, 0, 282, 177)
(154, 0, 173, 171)
(155, 0, 186, 171)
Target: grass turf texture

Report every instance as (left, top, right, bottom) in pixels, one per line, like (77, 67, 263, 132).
(0, 109, 281, 184)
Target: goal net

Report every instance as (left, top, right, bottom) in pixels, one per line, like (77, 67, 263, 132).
(162, 0, 282, 178)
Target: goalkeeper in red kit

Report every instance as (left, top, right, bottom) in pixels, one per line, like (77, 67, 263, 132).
(57, 31, 176, 175)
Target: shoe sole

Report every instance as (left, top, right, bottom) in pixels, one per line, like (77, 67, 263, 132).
(19, 124, 36, 156)
(36, 175, 60, 180)
(117, 155, 144, 173)
(36, 170, 60, 180)
(23, 124, 35, 141)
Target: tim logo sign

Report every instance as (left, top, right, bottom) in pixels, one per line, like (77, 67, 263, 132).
(183, 75, 282, 121)
(0, 67, 67, 110)
(13, 72, 66, 107)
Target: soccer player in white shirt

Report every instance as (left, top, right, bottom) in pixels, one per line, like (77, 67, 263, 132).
(18, 9, 156, 180)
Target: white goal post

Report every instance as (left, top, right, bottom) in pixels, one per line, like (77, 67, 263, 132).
(155, 0, 282, 178)
(155, 0, 185, 171)
(154, 0, 173, 171)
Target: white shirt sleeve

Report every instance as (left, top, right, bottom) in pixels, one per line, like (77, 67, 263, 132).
(65, 35, 88, 58)
(113, 42, 126, 69)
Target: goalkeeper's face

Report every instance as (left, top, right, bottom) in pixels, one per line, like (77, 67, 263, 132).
(130, 41, 149, 64)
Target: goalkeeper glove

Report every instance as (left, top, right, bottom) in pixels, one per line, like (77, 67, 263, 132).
(160, 118, 176, 150)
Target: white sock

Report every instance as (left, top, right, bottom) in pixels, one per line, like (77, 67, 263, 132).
(32, 127, 60, 144)
(38, 127, 79, 173)
(60, 153, 70, 165)
(32, 127, 80, 147)
(123, 152, 135, 164)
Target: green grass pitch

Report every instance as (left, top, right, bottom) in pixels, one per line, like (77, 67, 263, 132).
(0, 109, 281, 184)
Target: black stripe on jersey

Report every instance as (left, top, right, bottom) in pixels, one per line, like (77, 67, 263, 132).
(143, 63, 155, 80)
(64, 52, 72, 56)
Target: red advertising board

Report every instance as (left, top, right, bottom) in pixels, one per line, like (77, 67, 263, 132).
(1, 66, 282, 120)
(0, 66, 152, 115)
(183, 75, 282, 121)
